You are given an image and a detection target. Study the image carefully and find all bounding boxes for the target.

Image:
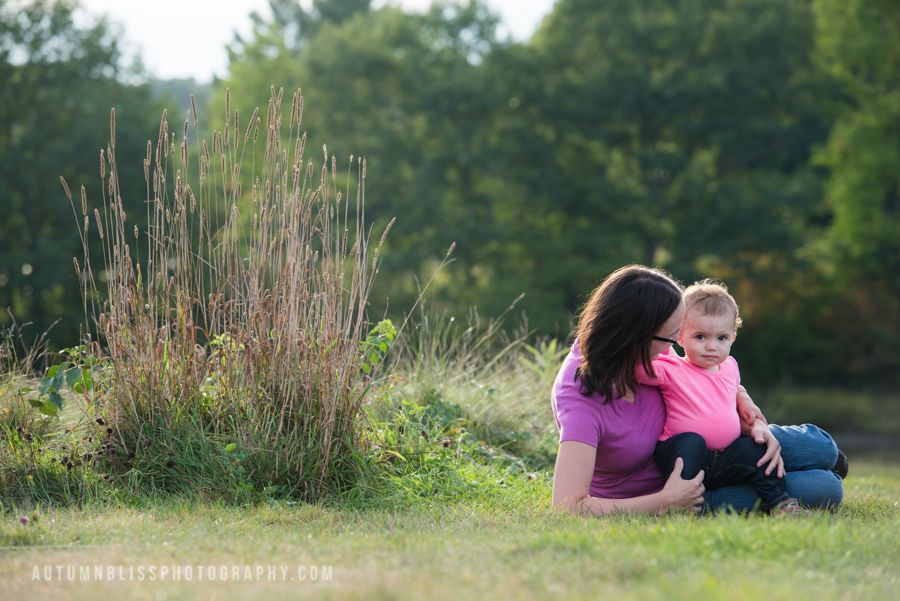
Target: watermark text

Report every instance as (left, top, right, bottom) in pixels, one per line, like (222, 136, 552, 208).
(32, 564, 333, 582)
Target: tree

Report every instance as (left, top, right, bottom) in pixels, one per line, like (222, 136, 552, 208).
(216, 0, 838, 334)
(218, 2, 516, 323)
(806, 0, 900, 378)
(0, 0, 163, 349)
(813, 0, 900, 280)
(213, 0, 896, 384)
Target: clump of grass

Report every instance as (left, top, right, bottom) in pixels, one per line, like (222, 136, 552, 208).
(0, 326, 54, 434)
(367, 310, 564, 470)
(65, 87, 387, 501)
(0, 327, 92, 505)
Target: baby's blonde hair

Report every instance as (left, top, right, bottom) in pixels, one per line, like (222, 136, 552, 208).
(682, 279, 743, 331)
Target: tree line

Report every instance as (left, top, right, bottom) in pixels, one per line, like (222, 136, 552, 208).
(1, 0, 898, 388)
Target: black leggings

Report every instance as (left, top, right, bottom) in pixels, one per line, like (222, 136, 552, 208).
(654, 432, 790, 511)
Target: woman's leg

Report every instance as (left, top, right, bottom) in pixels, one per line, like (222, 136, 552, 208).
(769, 424, 839, 472)
(701, 469, 844, 513)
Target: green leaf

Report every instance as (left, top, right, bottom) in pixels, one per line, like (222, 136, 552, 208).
(65, 366, 81, 388)
(383, 450, 408, 464)
(225, 443, 237, 453)
(47, 365, 60, 377)
(28, 399, 43, 408)
(51, 369, 66, 394)
(37, 400, 59, 417)
(47, 390, 64, 411)
(37, 377, 52, 396)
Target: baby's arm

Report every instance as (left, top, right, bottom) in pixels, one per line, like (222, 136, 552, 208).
(635, 348, 677, 386)
(635, 362, 658, 386)
(635, 359, 667, 386)
(736, 385, 768, 427)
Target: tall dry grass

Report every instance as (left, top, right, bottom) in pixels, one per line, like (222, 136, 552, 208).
(64, 87, 388, 500)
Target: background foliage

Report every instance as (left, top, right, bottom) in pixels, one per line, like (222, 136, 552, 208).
(1, 0, 898, 389)
(0, 0, 163, 349)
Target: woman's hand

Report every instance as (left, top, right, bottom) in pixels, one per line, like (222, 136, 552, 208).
(661, 457, 705, 513)
(750, 420, 785, 478)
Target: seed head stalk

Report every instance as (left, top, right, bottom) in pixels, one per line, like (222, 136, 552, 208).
(71, 90, 386, 498)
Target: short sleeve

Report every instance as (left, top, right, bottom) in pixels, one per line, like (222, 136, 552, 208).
(555, 390, 602, 447)
(732, 357, 741, 386)
(551, 343, 602, 447)
(635, 362, 659, 386)
(635, 348, 678, 386)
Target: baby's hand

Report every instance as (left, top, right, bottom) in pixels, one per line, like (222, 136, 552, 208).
(738, 401, 759, 426)
(751, 420, 785, 478)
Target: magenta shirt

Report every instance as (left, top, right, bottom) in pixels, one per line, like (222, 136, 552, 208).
(551, 341, 667, 499)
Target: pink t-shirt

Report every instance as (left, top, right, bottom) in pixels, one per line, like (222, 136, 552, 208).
(552, 341, 667, 499)
(635, 350, 741, 451)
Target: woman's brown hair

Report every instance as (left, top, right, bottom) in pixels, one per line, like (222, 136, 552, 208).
(574, 265, 683, 402)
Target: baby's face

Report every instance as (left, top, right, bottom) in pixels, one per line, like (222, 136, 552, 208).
(678, 310, 736, 370)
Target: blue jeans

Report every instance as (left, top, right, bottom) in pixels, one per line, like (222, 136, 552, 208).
(700, 424, 844, 513)
(654, 432, 790, 511)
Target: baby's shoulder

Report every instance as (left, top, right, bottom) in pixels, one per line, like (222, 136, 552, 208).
(654, 350, 689, 370)
(720, 356, 741, 379)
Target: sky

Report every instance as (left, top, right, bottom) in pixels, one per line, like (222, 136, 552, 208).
(76, 0, 556, 82)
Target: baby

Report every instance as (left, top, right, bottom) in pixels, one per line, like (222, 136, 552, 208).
(637, 279, 804, 515)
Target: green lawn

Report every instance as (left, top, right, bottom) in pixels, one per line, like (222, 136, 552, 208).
(1, 460, 898, 601)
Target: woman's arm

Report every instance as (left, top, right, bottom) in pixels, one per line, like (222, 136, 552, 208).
(552, 440, 706, 516)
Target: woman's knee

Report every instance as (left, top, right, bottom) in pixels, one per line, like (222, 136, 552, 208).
(785, 469, 844, 509)
(804, 476, 844, 510)
(770, 423, 838, 472)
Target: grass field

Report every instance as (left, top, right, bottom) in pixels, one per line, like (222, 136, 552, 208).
(1, 458, 898, 601)
(3, 325, 900, 600)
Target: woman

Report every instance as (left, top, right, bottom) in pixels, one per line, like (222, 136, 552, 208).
(551, 265, 844, 515)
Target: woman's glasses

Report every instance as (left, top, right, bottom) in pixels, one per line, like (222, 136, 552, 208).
(653, 335, 677, 345)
